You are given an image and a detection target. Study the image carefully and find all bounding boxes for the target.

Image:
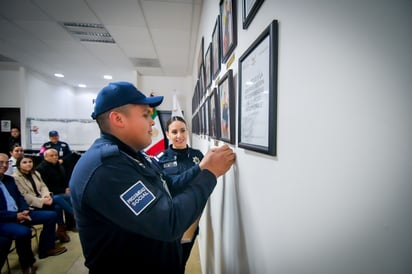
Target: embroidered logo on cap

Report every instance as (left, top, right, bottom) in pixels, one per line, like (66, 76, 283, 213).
(120, 181, 155, 216)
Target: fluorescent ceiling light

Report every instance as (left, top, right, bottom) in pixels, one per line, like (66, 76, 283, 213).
(103, 75, 112, 80)
(78, 84, 87, 88)
(54, 73, 64, 78)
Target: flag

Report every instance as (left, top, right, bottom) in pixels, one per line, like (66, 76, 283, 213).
(144, 107, 166, 156)
(172, 93, 184, 118)
(171, 92, 190, 146)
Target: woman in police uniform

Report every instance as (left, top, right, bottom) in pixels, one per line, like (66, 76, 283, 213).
(156, 116, 204, 273)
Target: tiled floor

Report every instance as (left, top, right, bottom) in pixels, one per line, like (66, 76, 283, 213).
(2, 230, 201, 274)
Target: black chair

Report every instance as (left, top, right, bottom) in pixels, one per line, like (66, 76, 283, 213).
(5, 226, 38, 273)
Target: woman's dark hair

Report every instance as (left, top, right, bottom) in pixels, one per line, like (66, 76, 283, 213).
(166, 116, 186, 131)
(16, 155, 34, 173)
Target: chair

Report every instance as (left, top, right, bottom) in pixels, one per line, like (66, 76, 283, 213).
(5, 226, 39, 273)
(5, 244, 15, 274)
(30, 225, 39, 247)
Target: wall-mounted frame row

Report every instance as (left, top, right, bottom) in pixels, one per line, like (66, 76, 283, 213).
(192, 20, 278, 156)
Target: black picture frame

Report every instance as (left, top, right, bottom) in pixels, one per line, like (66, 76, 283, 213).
(205, 42, 212, 89)
(242, 0, 265, 29)
(199, 63, 206, 98)
(238, 20, 278, 156)
(208, 88, 220, 139)
(217, 69, 235, 144)
(212, 15, 221, 80)
(219, 0, 237, 63)
(197, 37, 204, 77)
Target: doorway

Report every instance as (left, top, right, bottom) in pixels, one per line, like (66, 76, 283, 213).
(0, 108, 21, 154)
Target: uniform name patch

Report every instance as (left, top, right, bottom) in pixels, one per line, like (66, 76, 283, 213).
(120, 181, 155, 216)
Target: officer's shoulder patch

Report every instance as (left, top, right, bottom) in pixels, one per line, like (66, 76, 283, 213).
(120, 181, 156, 216)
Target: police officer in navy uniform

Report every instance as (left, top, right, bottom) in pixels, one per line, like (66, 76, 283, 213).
(155, 115, 204, 273)
(69, 81, 235, 273)
(39, 131, 71, 165)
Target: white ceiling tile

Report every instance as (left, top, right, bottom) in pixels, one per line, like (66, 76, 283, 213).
(106, 25, 151, 44)
(0, 0, 49, 20)
(88, 0, 146, 27)
(143, 1, 193, 29)
(151, 29, 190, 47)
(33, 0, 100, 23)
(14, 20, 74, 41)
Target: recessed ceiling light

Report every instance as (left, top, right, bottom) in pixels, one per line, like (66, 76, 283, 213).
(103, 75, 112, 80)
(78, 84, 87, 88)
(54, 73, 64, 78)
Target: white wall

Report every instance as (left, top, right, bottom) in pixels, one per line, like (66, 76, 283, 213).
(194, 0, 412, 274)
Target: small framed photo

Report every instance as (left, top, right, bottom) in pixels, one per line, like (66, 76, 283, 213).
(212, 15, 221, 80)
(238, 20, 278, 156)
(219, 0, 237, 63)
(217, 69, 235, 144)
(192, 112, 199, 135)
(242, 0, 265, 29)
(197, 37, 204, 77)
(199, 63, 206, 97)
(204, 42, 212, 89)
(208, 88, 220, 139)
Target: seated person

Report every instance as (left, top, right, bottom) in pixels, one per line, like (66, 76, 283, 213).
(12, 156, 70, 243)
(36, 149, 75, 230)
(5, 144, 24, 176)
(0, 153, 67, 274)
(39, 131, 71, 165)
(0, 236, 12, 270)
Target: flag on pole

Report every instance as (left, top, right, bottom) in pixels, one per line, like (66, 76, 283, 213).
(144, 102, 166, 156)
(171, 92, 190, 146)
(172, 93, 184, 118)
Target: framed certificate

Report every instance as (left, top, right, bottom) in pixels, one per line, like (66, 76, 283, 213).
(238, 20, 278, 156)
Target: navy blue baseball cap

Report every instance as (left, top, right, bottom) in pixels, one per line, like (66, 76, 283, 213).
(91, 81, 164, 119)
(49, 130, 59, 137)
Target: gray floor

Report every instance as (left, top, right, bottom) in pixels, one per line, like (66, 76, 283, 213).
(2, 230, 201, 274)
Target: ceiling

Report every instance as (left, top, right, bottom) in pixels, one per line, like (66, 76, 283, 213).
(0, 0, 202, 89)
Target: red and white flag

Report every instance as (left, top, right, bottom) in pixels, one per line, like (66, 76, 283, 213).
(144, 107, 165, 156)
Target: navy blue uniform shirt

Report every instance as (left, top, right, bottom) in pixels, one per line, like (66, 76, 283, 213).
(155, 145, 204, 195)
(69, 133, 216, 273)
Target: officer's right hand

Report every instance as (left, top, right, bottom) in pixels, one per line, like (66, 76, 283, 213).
(199, 144, 235, 178)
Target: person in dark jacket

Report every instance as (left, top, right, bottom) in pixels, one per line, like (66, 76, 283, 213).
(0, 153, 67, 274)
(69, 81, 235, 273)
(155, 116, 204, 273)
(36, 148, 75, 231)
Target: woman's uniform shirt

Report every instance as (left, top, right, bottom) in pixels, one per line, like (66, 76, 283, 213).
(155, 145, 204, 194)
(69, 133, 216, 273)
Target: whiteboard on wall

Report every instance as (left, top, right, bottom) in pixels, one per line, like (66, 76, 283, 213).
(27, 118, 100, 151)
